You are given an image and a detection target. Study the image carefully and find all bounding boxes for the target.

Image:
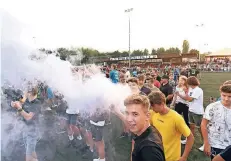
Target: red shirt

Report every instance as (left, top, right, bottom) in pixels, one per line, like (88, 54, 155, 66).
(153, 80, 161, 88)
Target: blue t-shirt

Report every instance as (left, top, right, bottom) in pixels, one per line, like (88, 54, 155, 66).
(47, 87, 54, 99)
(132, 71, 138, 77)
(109, 70, 119, 84)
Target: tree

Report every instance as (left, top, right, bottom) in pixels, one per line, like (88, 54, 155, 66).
(143, 49, 149, 55)
(57, 47, 69, 60)
(151, 49, 157, 55)
(121, 51, 129, 57)
(182, 40, 189, 54)
(132, 50, 143, 56)
(156, 47, 165, 54)
(165, 47, 181, 54)
(39, 48, 46, 52)
(189, 49, 199, 55)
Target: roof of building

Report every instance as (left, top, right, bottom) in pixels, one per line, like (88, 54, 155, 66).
(206, 48, 231, 57)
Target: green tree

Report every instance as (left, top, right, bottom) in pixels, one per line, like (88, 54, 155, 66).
(143, 49, 149, 55)
(182, 40, 190, 54)
(121, 51, 129, 57)
(132, 50, 143, 56)
(165, 47, 181, 54)
(57, 47, 69, 60)
(156, 47, 165, 54)
(189, 49, 199, 55)
(151, 49, 157, 55)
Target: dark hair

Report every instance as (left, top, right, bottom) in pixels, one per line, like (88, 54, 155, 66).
(187, 76, 200, 86)
(220, 84, 231, 93)
(148, 91, 166, 105)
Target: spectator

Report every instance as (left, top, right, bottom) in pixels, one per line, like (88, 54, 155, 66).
(176, 76, 204, 151)
(149, 91, 194, 161)
(137, 74, 151, 96)
(159, 75, 174, 106)
(109, 64, 119, 84)
(201, 84, 231, 160)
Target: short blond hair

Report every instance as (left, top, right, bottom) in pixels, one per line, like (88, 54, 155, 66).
(124, 94, 150, 112)
(223, 80, 231, 85)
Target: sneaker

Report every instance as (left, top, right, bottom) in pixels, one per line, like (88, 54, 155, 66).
(77, 135, 82, 140)
(68, 135, 74, 141)
(45, 107, 52, 111)
(199, 144, 204, 151)
(93, 159, 99, 161)
(93, 159, 105, 161)
(181, 139, 187, 145)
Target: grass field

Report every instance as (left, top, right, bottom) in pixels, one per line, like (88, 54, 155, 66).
(111, 72, 231, 161)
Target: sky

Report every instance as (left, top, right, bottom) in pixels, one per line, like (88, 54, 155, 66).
(2, 0, 231, 53)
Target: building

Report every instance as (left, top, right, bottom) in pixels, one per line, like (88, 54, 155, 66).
(205, 48, 231, 63)
(92, 53, 199, 67)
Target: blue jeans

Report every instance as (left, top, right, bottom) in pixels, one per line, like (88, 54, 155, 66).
(23, 131, 38, 155)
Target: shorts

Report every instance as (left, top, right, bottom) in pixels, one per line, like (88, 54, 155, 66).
(23, 131, 38, 155)
(211, 147, 224, 160)
(90, 125, 103, 142)
(189, 111, 203, 127)
(67, 114, 78, 125)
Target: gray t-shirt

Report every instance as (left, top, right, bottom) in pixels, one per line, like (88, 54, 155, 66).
(22, 98, 41, 132)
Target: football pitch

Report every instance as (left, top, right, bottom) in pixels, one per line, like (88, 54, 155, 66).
(112, 72, 231, 161)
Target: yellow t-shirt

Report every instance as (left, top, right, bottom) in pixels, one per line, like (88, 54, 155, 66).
(150, 109, 191, 161)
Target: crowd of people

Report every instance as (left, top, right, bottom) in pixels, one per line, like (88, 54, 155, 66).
(106, 64, 231, 161)
(1, 63, 231, 161)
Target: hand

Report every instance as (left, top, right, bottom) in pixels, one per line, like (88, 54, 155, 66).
(178, 156, 187, 161)
(11, 101, 22, 109)
(204, 143, 211, 156)
(175, 91, 179, 95)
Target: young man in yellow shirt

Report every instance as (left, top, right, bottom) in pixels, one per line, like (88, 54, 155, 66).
(148, 91, 194, 161)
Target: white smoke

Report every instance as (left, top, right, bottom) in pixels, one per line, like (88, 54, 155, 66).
(1, 11, 131, 112)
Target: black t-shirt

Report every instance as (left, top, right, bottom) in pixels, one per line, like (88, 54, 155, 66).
(140, 86, 151, 96)
(132, 126, 165, 161)
(22, 98, 41, 132)
(160, 83, 173, 104)
(220, 145, 231, 161)
(189, 68, 199, 76)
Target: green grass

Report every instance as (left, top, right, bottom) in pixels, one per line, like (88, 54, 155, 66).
(112, 72, 231, 161)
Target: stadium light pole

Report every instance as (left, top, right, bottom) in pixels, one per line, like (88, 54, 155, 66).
(125, 8, 133, 68)
(195, 23, 205, 62)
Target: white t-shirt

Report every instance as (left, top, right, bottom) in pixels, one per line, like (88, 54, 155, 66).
(65, 99, 80, 114)
(203, 101, 231, 149)
(125, 71, 131, 80)
(188, 86, 204, 115)
(175, 86, 188, 105)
